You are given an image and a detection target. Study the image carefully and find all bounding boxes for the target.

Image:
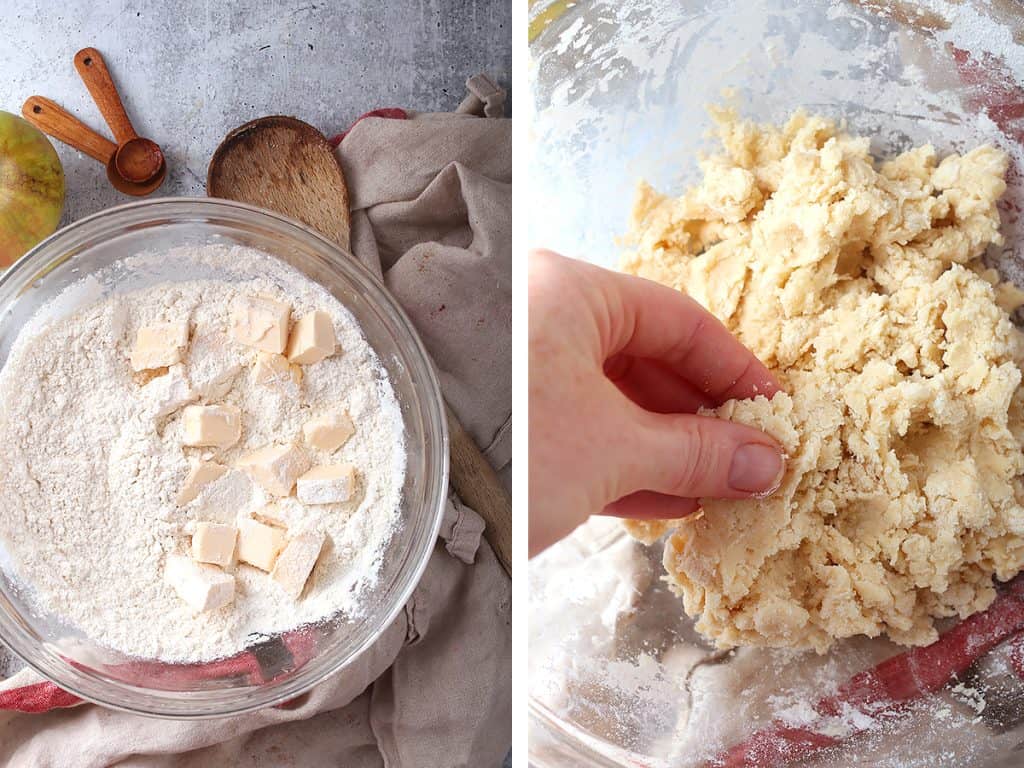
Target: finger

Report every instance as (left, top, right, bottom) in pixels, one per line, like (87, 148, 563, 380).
(605, 354, 714, 413)
(617, 409, 785, 500)
(601, 491, 700, 519)
(597, 267, 779, 402)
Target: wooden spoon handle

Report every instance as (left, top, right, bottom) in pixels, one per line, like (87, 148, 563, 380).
(447, 404, 512, 575)
(21, 96, 116, 164)
(74, 47, 137, 144)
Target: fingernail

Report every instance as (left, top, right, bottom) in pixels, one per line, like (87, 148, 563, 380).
(729, 443, 784, 494)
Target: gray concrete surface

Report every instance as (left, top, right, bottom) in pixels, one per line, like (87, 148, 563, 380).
(0, 0, 511, 226)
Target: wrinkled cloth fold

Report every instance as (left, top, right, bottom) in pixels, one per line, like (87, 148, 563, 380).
(341, 108, 512, 477)
(0, 78, 511, 768)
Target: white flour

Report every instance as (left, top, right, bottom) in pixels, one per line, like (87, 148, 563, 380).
(0, 245, 406, 662)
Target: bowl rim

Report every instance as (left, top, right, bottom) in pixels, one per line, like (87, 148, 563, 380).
(0, 197, 449, 718)
(529, 697, 632, 768)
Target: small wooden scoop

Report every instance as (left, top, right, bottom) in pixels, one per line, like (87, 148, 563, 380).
(73, 48, 165, 187)
(22, 97, 165, 196)
(209, 116, 512, 575)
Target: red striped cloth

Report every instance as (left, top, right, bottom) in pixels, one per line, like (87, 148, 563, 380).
(0, 624, 321, 712)
(0, 681, 80, 713)
(707, 576, 1024, 767)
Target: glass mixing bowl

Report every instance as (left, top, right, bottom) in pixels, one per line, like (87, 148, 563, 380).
(530, 0, 1024, 765)
(0, 198, 448, 717)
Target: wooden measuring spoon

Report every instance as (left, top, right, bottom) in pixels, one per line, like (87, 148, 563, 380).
(22, 97, 166, 196)
(73, 48, 165, 186)
(208, 116, 512, 575)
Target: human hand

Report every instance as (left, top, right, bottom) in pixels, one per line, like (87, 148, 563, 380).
(528, 249, 785, 555)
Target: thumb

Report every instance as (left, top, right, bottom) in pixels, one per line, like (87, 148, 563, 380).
(615, 409, 785, 501)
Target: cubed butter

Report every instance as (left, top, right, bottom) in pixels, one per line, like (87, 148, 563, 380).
(286, 311, 336, 365)
(253, 352, 303, 397)
(182, 404, 241, 449)
(164, 554, 234, 612)
(237, 443, 310, 496)
(176, 460, 229, 505)
(231, 295, 291, 353)
(271, 531, 325, 599)
(296, 463, 357, 505)
(237, 518, 286, 571)
(191, 522, 237, 567)
(131, 321, 190, 372)
(141, 364, 197, 420)
(302, 411, 354, 452)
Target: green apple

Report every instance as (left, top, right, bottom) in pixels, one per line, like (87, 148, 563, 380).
(0, 111, 64, 266)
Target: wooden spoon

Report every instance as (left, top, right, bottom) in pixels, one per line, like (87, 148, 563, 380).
(21, 96, 166, 196)
(73, 48, 165, 186)
(208, 116, 512, 575)
(207, 117, 350, 252)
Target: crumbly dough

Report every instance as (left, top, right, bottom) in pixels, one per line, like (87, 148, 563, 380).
(622, 109, 1024, 652)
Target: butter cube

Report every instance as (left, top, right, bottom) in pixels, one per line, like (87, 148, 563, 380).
(296, 463, 357, 505)
(237, 443, 310, 496)
(164, 554, 234, 612)
(182, 404, 241, 449)
(253, 352, 303, 398)
(176, 460, 228, 505)
(191, 522, 237, 567)
(271, 531, 325, 599)
(302, 411, 354, 452)
(131, 321, 190, 371)
(286, 311, 336, 365)
(141, 364, 197, 420)
(237, 518, 286, 571)
(231, 295, 291, 353)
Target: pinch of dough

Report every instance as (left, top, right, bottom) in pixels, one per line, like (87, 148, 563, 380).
(622, 108, 1024, 653)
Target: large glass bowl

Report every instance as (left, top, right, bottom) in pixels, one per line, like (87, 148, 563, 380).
(529, 0, 1024, 765)
(0, 198, 448, 717)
